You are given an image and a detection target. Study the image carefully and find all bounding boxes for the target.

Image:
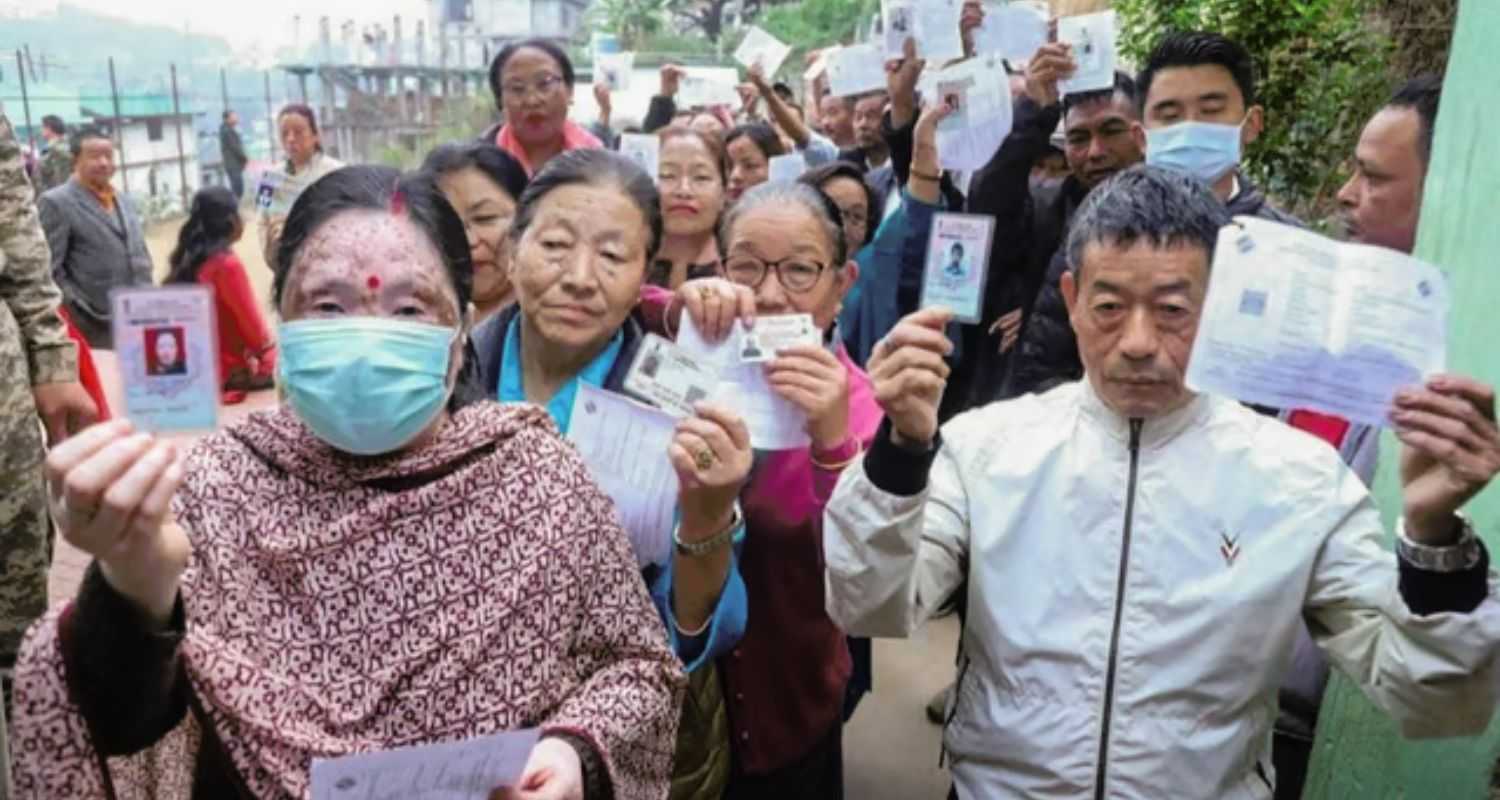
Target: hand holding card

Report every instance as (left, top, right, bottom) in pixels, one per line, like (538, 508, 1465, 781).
(765, 343, 851, 450)
(111, 286, 221, 432)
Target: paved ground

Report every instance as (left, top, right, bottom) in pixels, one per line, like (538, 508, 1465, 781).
(43, 214, 964, 800)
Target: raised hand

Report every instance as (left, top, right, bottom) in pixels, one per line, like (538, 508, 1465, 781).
(674, 277, 757, 342)
(670, 404, 753, 535)
(887, 37, 927, 128)
(868, 308, 955, 446)
(766, 343, 851, 450)
(1393, 374, 1500, 543)
(44, 419, 189, 625)
(490, 738, 584, 800)
(660, 64, 686, 98)
(989, 308, 1023, 353)
(1025, 42, 1077, 108)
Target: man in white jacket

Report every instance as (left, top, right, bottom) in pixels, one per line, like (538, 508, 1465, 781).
(824, 165, 1500, 799)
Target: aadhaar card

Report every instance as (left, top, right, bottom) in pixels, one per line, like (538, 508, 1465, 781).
(624, 334, 721, 417)
(739, 313, 819, 363)
(110, 286, 220, 432)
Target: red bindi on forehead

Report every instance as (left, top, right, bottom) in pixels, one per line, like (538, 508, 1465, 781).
(367, 275, 381, 290)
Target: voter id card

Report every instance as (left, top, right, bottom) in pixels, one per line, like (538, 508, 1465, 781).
(740, 313, 819, 362)
(110, 286, 220, 433)
(920, 212, 994, 324)
(624, 334, 720, 417)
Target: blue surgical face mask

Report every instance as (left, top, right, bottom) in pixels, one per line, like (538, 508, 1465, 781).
(1145, 120, 1245, 184)
(277, 317, 458, 456)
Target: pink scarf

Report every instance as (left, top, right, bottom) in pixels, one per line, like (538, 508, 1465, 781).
(495, 119, 604, 176)
(11, 403, 682, 799)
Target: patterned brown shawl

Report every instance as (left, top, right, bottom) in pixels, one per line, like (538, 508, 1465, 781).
(11, 401, 684, 799)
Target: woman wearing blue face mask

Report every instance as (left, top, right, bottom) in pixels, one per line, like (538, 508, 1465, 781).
(14, 166, 684, 799)
(469, 148, 755, 798)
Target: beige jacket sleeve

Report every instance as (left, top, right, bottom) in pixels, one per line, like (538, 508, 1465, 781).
(824, 440, 970, 638)
(1304, 464, 1500, 739)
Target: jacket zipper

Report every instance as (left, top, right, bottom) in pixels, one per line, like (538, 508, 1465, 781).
(1094, 418, 1143, 800)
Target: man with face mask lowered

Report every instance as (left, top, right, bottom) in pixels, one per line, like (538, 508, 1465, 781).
(823, 165, 1500, 800)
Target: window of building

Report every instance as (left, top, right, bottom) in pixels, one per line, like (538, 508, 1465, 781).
(147, 119, 164, 142)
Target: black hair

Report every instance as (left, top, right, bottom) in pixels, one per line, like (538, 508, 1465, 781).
(721, 181, 849, 268)
(419, 142, 530, 205)
(488, 38, 576, 111)
(724, 122, 786, 161)
(69, 125, 111, 158)
(1138, 32, 1257, 112)
(272, 165, 483, 410)
(42, 115, 66, 136)
(799, 161, 877, 247)
(165, 186, 241, 286)
(510, 148, 664, 264)
(1386, 74, 1443, 169)
(1063, 71, 1139, 119)
(773, 82, 795, 103)
(1065, 165, 1230, 278)
(221, 110, 234, 122)
(951, 242, 964, 255)
(277, 104, 324, 154)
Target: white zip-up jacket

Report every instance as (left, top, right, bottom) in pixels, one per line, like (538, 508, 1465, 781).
(825, 381, 1500, 799)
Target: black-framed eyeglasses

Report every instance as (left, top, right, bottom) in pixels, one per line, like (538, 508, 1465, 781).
(723, 255, 828, 294)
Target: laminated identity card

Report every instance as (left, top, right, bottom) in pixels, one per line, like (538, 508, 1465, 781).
(110, 286, 220, 432)
(920, 212, 995, 324)
(619, 133, 660, 178)
(254, 168, 311, 216)
(734, 26, 793, 76)
(1057, 11, 1118, 94)
(624, 333, 721, 418)
(597, 52, 634, 92)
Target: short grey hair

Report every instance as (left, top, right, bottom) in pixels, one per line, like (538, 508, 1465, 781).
(1065, 165, 1230, 277)
(718, 180, 849, 267)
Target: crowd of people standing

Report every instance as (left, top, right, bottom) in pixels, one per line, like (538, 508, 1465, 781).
(1, 6, 1498, 800)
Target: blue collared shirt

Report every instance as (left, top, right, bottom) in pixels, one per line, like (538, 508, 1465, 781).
(496, 315, 746, 671)
(496, 315, 623, 434)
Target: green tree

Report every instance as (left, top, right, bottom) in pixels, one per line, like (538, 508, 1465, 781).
(1114, 0, 1395, 224)
(758, 0, 879, 80)
(588, 0, 669, 50)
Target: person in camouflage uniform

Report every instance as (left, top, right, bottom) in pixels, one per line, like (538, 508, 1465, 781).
(35, 115, 72, 196)
(0, 112, 97, 693)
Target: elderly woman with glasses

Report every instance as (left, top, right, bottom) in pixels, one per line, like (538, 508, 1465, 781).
(641, 180, 885, 798)
(484, 38, 604, 176)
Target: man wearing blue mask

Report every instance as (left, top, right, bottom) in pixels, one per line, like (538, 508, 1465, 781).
(1136, 31, 1297, 225)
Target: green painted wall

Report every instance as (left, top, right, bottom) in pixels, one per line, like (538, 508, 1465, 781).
(1304, 1, 1500, 797)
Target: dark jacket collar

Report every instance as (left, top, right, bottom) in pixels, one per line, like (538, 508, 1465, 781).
(470, 302, 648, 402)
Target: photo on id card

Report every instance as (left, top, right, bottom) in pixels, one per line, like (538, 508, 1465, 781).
(623, 333, 719, 417)
(110, 286, 220, 432)
(920, 212, 994, 324)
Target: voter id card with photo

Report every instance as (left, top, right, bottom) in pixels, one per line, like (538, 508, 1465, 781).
(110, 286, 220, 432)
(740, 313, 819, 363)
(624, 334, 720, 417)
(920, 212, 994, 324)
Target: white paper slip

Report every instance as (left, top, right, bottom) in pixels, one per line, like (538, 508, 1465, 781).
(921, 212, 994, 323)
(597, 52, 635, 92)
(310, 728, 541, 800)
(1185, 216, 1450, 428)
(110, 286, 220, 433)
(913, 0, 967, 62)
(882, 0, 916, 57)
(624, 334, 721, 417)
(679, 67, 743, 109)
(930, 53, 1015, 170)
(739, 313, 819, 362)
(1058, 11, 1118, 94)
(973, 1, 1049, 63)
(567, 384, 680, 566)
(734, 25, 792, 76)
(619, 133, 660, 178)
(768, 152, 808, 182)
(676, 314, 811, 450)
(826, 43, 889, 98)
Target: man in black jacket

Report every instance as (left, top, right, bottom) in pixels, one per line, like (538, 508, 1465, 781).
(218, 111, 248, 202)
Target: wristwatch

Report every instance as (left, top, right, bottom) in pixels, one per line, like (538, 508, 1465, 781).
(674, 506, 743, 557)
(1397, 514, 1483, 573)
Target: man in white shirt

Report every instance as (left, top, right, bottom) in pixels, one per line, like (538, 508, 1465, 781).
(824, 164, 1500, 799)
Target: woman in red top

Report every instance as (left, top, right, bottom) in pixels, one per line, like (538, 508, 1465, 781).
(165, 186, 276, 402)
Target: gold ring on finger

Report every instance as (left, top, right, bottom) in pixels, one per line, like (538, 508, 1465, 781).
(694, 447, 716, 471)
